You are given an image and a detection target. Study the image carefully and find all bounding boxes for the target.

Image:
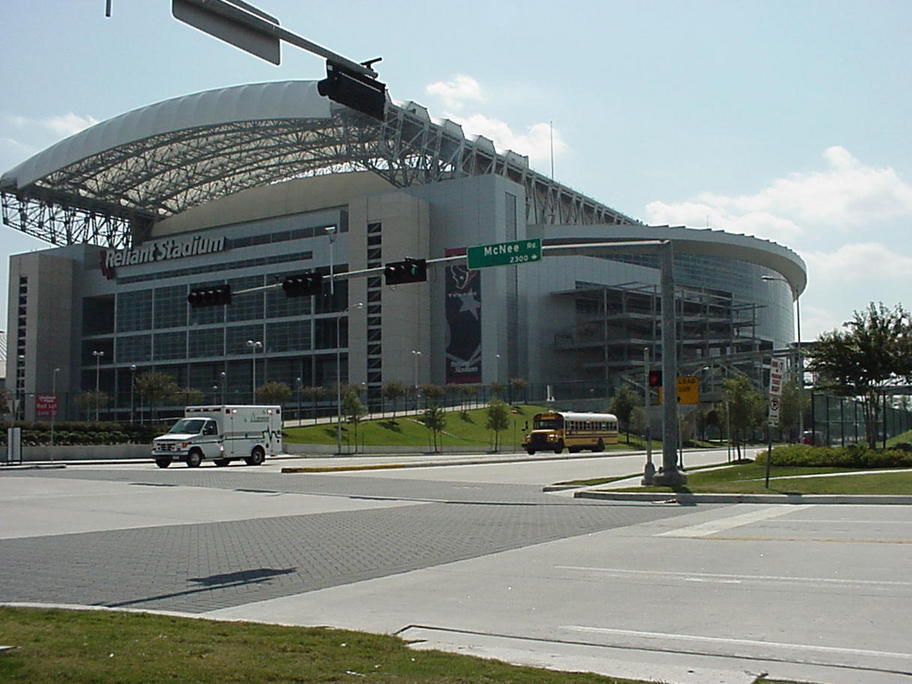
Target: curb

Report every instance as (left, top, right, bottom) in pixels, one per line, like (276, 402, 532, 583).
(574, 490, 912, 505)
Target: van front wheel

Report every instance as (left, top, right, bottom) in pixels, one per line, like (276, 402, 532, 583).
(186, 449, 203, 468)
(155, 456, 172, 469)
(245, 446, 265, 466)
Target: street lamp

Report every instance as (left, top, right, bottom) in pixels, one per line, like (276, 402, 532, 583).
(130, 364, 137, 424)
(220, 371, 227, 405)
(296, 376, 302, 425)
(411, 349, 421, 409)
(91, 350, 104, 421)
(326, 225, 336, 296)
(762, 275, 803, 438)
(246, 340, 262, 402)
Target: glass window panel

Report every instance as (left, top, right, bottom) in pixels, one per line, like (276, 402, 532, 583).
(154, 285, 187, 329)
(116, 290, 153, 332)
(154, 331, 187, 360)
(189, 328, 225, 358)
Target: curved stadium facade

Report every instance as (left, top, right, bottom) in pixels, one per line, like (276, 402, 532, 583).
(1, 80, 805, 419)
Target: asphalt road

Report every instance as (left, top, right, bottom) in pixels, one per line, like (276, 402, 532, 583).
(1, 450, 910, 684)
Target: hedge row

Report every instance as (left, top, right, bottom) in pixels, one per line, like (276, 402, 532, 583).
(757, 443, 912, 469)
(0, 421, 162, 447)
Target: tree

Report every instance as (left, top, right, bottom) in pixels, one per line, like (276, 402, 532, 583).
(778, 379, 808, 442)
(808, 302, 912, 447)
(382, 380, 407, 416)
(420, 384, 445, 406)
(693, 405, 710, 442)
(420, 403, 448, 452)
(341, 390, 366, 452)
(180, 387, 205, 406)
(610, 384, 641, 444)
(301, 386, 326, 423)
(509, 377, 528, 405)
(722, 375, 765, 459)
(458, 385, 479, 413)
(256, 381, 292, 406)
(74, 390, 109, 421)
(485, 398, 511, 452)
(0, 387, 11, 416)
(135, 371, 180, 419)
(629, 405, 648, 441)
(489, 381, 505, 401)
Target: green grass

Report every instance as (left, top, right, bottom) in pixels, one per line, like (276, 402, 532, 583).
(887, 428, 912, 447)
(0, 607, 644, 684)
(609, 462, 912, 495)
(285, 404, 651, 452)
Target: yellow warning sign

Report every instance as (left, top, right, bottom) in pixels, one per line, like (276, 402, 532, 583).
(657, 376, 700, 405)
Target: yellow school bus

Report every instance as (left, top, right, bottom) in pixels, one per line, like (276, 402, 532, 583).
(522, 411, 619, 454)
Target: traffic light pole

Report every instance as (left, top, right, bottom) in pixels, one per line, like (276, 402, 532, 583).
(212, 239, 682, 484)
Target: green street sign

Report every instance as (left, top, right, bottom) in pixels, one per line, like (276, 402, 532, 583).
(466, 238, 542, 270)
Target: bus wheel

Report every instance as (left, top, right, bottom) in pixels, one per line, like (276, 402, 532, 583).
(155, 457, 172, 469)
(553, 441, 564, 454)
(596, 439, 605, 452)
(526, 449, 536, 455)
(214, 458, 230, 467)
(186, 449, 203, 468)
(245, 446, 265, 466)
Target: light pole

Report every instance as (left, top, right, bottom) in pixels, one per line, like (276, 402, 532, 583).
(296, 376, 302, 425)
(220, 371, 227, 405)
(51, 367, 60, 449)
(129, 364, 136, 424)
(641, 347, 654, 484)
(91, 350, 104, 421)
(326, 225, 336, 296)
(762, 275, 803, 439)
(246, 340, 262, 402)
(411, 349, 421, 409)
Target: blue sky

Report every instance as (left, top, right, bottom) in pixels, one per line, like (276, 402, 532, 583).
(2, 0, 911, 346)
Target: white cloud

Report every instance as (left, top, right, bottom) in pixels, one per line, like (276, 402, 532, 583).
(444, 113, 566, 168)
(43, 113, 99, 137)
(423, 75, 566, 168)
(804, 242, 912, 284)
(644, 146, 912, 243)
(425, 74, 484, 111)
(3, 112, 99, 138)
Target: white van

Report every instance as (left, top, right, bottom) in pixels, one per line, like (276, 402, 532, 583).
(152, 405, 283, 468)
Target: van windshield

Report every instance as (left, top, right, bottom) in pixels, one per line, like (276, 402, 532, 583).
(167, 418, 208, 435)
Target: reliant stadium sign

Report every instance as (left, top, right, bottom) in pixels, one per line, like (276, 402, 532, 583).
(101, 235, 226, 279)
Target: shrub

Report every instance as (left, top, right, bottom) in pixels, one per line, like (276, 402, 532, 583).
(758, 444, 912, 469)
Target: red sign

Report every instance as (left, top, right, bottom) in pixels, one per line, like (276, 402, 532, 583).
(35, 394, 58, 417)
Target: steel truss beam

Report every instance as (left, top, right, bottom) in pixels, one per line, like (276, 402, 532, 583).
(1, 97, 638, 249)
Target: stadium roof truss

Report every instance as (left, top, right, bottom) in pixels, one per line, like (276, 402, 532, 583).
(0, 80, 638, 249)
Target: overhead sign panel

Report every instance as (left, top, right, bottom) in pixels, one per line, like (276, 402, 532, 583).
(173, 0, 281, 64)
(466, 238, 542, 270)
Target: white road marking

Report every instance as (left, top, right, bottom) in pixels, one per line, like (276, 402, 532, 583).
(560, 625, 912, 660)
(556, 565, 912, 588)
(657, 504, 815, 537)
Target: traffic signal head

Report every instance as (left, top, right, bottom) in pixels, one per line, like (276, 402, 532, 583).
(384, 258, 427, 285)
(282, 273, 323, 297)
(317, 62, 386, 121)
(188, 284, 231, 307)
(648, 369, 663, 387)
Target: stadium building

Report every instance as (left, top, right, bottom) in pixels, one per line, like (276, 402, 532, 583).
(1, 80, 805, 421)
